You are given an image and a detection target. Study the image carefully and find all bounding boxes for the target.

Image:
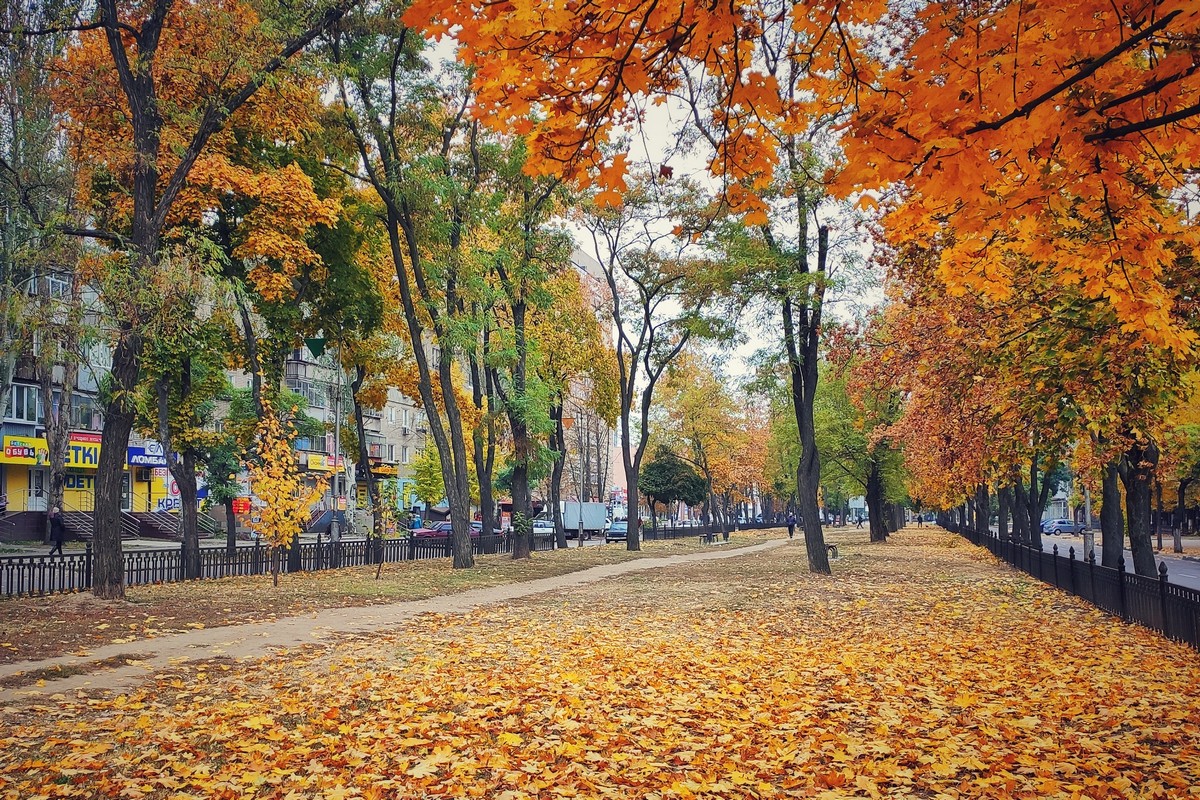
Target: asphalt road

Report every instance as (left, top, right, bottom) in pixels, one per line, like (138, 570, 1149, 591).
(1037, 533, 1200, 592)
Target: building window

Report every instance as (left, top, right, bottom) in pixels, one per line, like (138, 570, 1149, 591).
(388, 407, 395, 424)
(5, 384, 42, 423)
(46, 276, 70, 299)
(285, 379, 326, 409)
(388, 444, 395, 462)
(401, 445, 411, 465)
(402, 408, 410, 427)
(70, 395, 103, 431)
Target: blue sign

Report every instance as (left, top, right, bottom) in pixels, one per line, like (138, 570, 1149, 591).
(127, 442, 168, 467)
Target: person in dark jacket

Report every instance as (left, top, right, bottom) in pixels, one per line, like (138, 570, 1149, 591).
(785, 511, 796, 539)
(48, 507, 67, 556)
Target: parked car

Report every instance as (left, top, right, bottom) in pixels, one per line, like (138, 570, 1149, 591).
(469, 521, 501, 536)
(425, 521, 453, 533)
(604, 519, 629, 544)
(532, 519, 555, 533)
(1042, 518, 1081, 535)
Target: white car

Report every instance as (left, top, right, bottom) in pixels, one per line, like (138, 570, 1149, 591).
(532, 519, 555, 532)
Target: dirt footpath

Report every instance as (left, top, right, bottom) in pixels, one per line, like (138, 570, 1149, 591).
(0, 538, 789, 703)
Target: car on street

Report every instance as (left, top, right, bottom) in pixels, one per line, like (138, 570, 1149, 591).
(604, 519, 628, 544)
(532, 519, 555, 533)
(1042, 518, 1082, 535)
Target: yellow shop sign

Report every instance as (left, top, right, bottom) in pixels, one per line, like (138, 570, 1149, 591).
(1, 436, 49, 465)
(1, 433, 102, 468)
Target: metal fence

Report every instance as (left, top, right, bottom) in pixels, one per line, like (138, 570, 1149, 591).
(0, 531, 558, 599)
(947, 521, 1200, 650)
(2, 520, 785, 599)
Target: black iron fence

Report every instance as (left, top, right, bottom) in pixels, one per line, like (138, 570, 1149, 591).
(640, 520, 778, 541)
(0, 531, 558, 599)
(2, 520, 785, 599)
(947, 521, 1200, 650)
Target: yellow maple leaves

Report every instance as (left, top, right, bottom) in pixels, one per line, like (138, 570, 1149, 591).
(6, 529, 1197, 798)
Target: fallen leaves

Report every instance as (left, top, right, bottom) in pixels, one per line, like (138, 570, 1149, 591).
(2, 529, 1199, 799)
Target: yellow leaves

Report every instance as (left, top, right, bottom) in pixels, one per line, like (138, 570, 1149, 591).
(7, 531, 1200, 798)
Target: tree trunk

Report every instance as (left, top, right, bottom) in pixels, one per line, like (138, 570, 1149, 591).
(1155, 479, 1164, 552)
(1012, 477, 1028, 543)
(998, 485, 1011, 539)
(176, 449, 200, 580)
(39, 358, 74, 543)
(1100, 460, 1124, 568)
(225, 496, 238, 557)
(1178, 477, 1193, 538)
(549, 403, 568, 549)
(469, 330, 496, 550)
(865, 457, 888, 542)
(975, 484, 989, 538)
(1119, 440, 1159, 577)
(350, 365, 381, 540)
(1026, 457, 1045, 551)
(93, 331, 141, 598)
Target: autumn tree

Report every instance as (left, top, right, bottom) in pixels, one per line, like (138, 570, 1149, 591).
(40, 0, 356, 599)
(328, 11, 490, 568)
(639, 445, 706, 532)
(531, 269, 618, 548)
(579, 176, 718, 551)
(246, 396, 326, 586)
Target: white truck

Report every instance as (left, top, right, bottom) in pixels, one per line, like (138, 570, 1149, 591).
(560, 501, 608, 538)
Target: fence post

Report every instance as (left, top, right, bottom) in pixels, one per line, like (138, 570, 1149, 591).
(254, 539, 262, 575)
(1117, 556, 1128, 620)
(1068, 546, 1076, 595)
(1159, 561, 1170, 639)
(84, 541, 93, 589)
(316, 533, 324, 571)
(1088, 548, 1096, 602)
(180, 541, 187, 582)
(408, 533, 416, 561)
(1052, 544, 1059, 587)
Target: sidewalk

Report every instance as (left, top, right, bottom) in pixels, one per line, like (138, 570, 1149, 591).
(0, 538, 790, 702)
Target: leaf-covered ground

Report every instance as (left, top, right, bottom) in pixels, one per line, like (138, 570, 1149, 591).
(3, 528, 1199, 799)
(0, 535, 751, 665)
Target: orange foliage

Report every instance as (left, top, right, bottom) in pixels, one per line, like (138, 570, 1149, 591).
(54, 0, 339, 301)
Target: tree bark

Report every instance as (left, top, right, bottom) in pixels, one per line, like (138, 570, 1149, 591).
(865, 458, 888, 542)
(225, 496, 238, 557)
(781, 223, 831, 574)
(93, 330, 141, 598)
(1178, 477, 1193, 537)
(350, 365, 381, 540)
(1100, 460, 1124, 568)
(1119, 440, 1159, 577)
(975, 484, 989, 538)
(1012, 477, 1028, 543)
(549, 402, 568, 549)
(997, 485, 1011, 540)
(176, 449, 200, 580)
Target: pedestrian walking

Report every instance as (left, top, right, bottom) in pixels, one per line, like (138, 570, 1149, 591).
(48, 507, 67, 556)
(786, 511, 796, 539)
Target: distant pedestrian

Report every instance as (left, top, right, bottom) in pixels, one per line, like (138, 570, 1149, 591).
(48, 507, 66, 556)
(856, 516, 864, 529)
(786, 512, 796, 539)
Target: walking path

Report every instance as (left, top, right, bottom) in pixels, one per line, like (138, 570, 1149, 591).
(0, 538, 789, 703)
